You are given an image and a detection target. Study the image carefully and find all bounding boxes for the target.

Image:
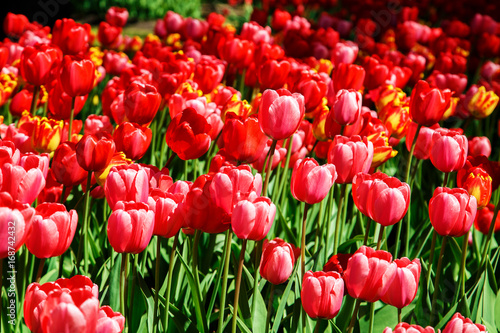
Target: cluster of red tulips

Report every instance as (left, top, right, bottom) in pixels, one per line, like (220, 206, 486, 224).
(1, 0, 500, 332)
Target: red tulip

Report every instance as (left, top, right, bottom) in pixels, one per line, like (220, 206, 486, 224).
(468, 136, 491, 158)
(259, 89, 305, 140)
(327, 135, 374, 184)
(123, 81, 161, 125)
(430, 128, 468, 173)
(48, 82, 88, 120)
(60, 55, 96, 97)
(291, 158, 337, 205)
(331, 63, 365, 93)
(105, 7, 129, 27)
(259, 238, 300, 285)
(258, 59, 290, 91)
(0, 139, 20, 165)
(96, 306, 125, 333)
(301, 271, 344, 319)
(193, 55, 225, 94)
(352, 172, 411, 226)
(52, 18, 91, 55)
(98, 22, 122, 47)
(409, 80, 451, 126)
(383, 323, 436, 333)
(3, 13, 29, 38)
(429, 187, 477, 237)
(221, 116, 268, 164)
(166, 107, 212, 160)
(107, 201, 154, 253)
(474, 204, 500, 235)
(231, 197, 276, 241)
(9, 88, 44, 118)
(52, 142, 88, 187)
(113, 122, 152, 160)
(0, 163, 45, 204)
(0, 193, 34, 258)
(442, 313, 487, 333)
(148, 190, 183, 238)
(20, 45, 62, 87)
(76, 133, 116, 172)
(104, 164, 150, 210)
(405, 122, 439, 160)
(380, 257, 421, 308)
(343, 245, 397, 302)
(84, 115, 114, 136)
(26, 203, 78, 258)
(330, 89, 362, 126)
(295, 74, 328, 113)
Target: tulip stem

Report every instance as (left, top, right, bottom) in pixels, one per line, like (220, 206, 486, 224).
(333, 184, 347, 255)
(278, 136, 294, 209)
(363, 219, 372, 246)
(265, 284, 275, 333)
(251, 239, 263, 322)
(376, 226, 385, 250)
(154, 237, 161, 332)
(120, 253, 129, 323)
(30, 85, 39, 116)
(397, 308, 402, 323)
(426, 231, 437, 288)
(347, 299, 362, 333)
(232, 239, 248, 333)
(478, 199, 500, 278)
(314, 319, 321, 333)
(368, 302, 375, 333)
(262, 139, 278, 196)
(430, 236, 447, 325)
(404, 124, 421, 258)
(324, 188, 335, 261)
(163, 234, 178, 331)
(83, 171, 92, 276)
(164, 152, 176, 169)
(35, 258, 45, 282)
(68, 97, 75, 142)
(218, 230, 233, 333)
(301, 203, 311, 279)
(442, 172, 449, 187)
(458, 231, 469, 299)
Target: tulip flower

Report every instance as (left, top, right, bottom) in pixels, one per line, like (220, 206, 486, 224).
(231, 197, 276, 241)
(442, 313, 487, 333)
(107, 201, 155, 253)
(51, 142, 88, 187)
(20, 45, 62, 87)
(3, 13, 29, 37)
(295, 74, 328, 113)
(257, 59, 291, 91)
(221, 116, 268, 164)
(259, 89, 305, 140)
(60, 55, 96, 97)
(104, 164, 150, 210)
(291, 158, 337, 205)
(26, 203, 78, 258)
(330, 89, 362, 126)
(31, 117, 63, 154)
(96, 306, 125, 333)
(48, 83, 88, 120)
(76, 133, 116, 172)
(409, 80, 451, 127)
(148, 190, 183, 239)
(0, 194, 34, 258)
(323, 253, 352, 276)
(113, 122, 152, 160)
(260, 238, 300, 285)
(0, 140, 20, 165)
(0, 163, 45, 204)
(380, 257, 421, 308)
(165, 107, 212, 160)
(383, 323, 436, 333)
(457, 166, 492, 208)
(331, 63, 365, 92)
(474, 204, 500, 235)
(429, 187, 477, 237)
(343, 245, 397, 302)
(301, 271, 344, 319)
(405, 122, 440, 160)
(467, 86, 499, 119)
(123, 82, 161, 126)
(468, 136, 491, 158)
(327, 135, 374, 184)
(430, 128, 468, 173)
(52, 18, 91, 55)
(105, 7, 129, 27)
(98, 21, 122, 47)
(193, 55, 225, 94)
(84, 115, 114, 136)
(352, 172, 411, 226)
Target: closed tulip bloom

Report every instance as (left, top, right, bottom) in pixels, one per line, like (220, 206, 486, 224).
(104, 165, 150, 210)
(409, 80, 451, 126)
(383, 323, 436, 333)
(352, 172, 410, 226)
(429, 187, 477, 237)
(31, 117, 63, 154)
(20, 45, 62, 87)
(96, 306, 125, 333)
(60, 55, 96, 97)
(3, 13, 29, 37)
(331, 63, 366, 92)
(105, 7, 129, 27)
(52, 142, 88, 187)
(232, 197, 276, 241)
(260, 238, 300, 285)
(98, 22, 122, 47)
(259, 89, 305, 140)
(0, 163, 45, 204)
(52, 18, 91, 55)
(430, 128, 468, 173)
(327, 135, 374, 184)
(193, 56, 225, 94)
(26, 203, 78, 258)
(457, 166, 492, 209)
(405, 122, 440, 160)
(0, 196, 34, 258)
(343, 245, 397, 302)
(331, 89, 362, 126)
(474, 204, 500, 235)
(221, 116, 268, 164)
(107, 201, 154, 253)
(258, 59, 290, 91)
(166, 107, 212, 160)
(380, 257, 421, 308)
(148, 190, 183, 239)
(113, 122, 152, 161)
(48, 83, 88, 120)
(301, 271, 344, 319)
(442, 313, 486, 333)
(84, 115, 114, 136)
(467, 86, 499, 119)
(123, 81, 161, 125)
(76, 133, 116, 172)
(468, 136, 491, 158)
(291, 158, 337, 205)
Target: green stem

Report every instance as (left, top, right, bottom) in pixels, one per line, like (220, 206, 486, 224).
(398, 308, 402, 323)
(232, 239, 248, 333)
(458, 231, 469, 299)
(35, 258, 45, 283)
(430, 236, 447, 325)
(478, 199, 500, 276)
(333, 184, 347, 255)
(262, 139, 278, 196)
(313, 200, 325, 255)
(324, 188, 335, 261)
(83, 171, 92, 276)
(120, 253, 129, 321)
(368, 302, 375, 333)
(277, 136, 294, 209)
(128, 254, 139, 322)
(68, 97, 75, 142)
(218, 230, 233, 333)
(404, 124, 421, 258)
(442, 172, 449, 188)
(347, 299, 362, 333)
(314, 319, 321, 333)
(376, 226, 385, 251)
(30, 85, 39, 116)
(163, 234, 178, 331)
(363, 219, 372, 246)
(150, 117, 158, 165)
(301, 203, 311, 279)
(426, 231, 437, 288)
(154, 237, 161, 332)
(164, 152, 176, 169)
(251, 239, 263, 324)
(265, 284, 275, 333)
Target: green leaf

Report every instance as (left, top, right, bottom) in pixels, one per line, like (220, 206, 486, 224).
(230, 304, 253, 333)
(271, 263, 299, 333)
(137, 274, 155, 333)
(495, 290, 500, 332)
(250, 283, 267, 332)
(108, 252, 121, 312)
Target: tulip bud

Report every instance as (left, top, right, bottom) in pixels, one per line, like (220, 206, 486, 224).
(291, 158, 337, 205)
(380, 257, 421, 308)
(232, 197, 276, 241)
(468, 136, 491, 158)
(20, 45, 62, 87)
(259, 238, 300, 285)
(301, 271, 344, 319)
(221, 117, 268, 164)
(52, 18, 91, 55)
(104, 164, 150, 210)
(123, 81, 161, 125)
(76, 133, 116, 172)
(105, 7, 129, 27)
(258, 60, 290, 91)
(327, 135, 374, 184)
(457, 166, 492, 208)
(149, 190, 183, 239)
(330, 89, 362, 126)
(409, 80, 451, 126)
(52, 142, 88, 187)
(60, 55, 96, 97)
(430, 128, 468, 173)
(113, 122, 152, 161)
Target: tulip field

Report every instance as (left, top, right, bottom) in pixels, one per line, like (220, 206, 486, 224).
(2, 0, 500, 332)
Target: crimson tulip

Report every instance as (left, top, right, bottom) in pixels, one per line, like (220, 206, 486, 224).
(343, 245, 397, 302)
(52, 18, 91, 55)
(430, 128, 468, 173)
(405, 122, 440, 160)
(474, 204, 500, 235)
(429, 187, 477, 237)
(3, 13, 29, 38)
(193, 55, 225, 94)
(60, 55, 96, 97)
(409, 80, 451, 126)
(327, 135, 374, 184)
(26, 203, 78, 258)
(468, 136, 491, 158)
(84, 115, 114, 136)
(51, 142, 87, 187)
(98, 22, 122, 47)
(76, 133, 116, 172)
(221, 116, 268, 164)
(105, 7, 129, 27)
(113, 122, 152, 160)
(107, 201, 154, 253)
(20, 45, 62, 87)
(259, 238, 300, 285)
(331, 63, 365, 92)
(123, 81, 161, 125)
(301, 271, 344, 319)
(231, 197, 276, 241)
(48, 83, 88, 120)
(291, 158, 337, 205)
(383, 323, 436, 333)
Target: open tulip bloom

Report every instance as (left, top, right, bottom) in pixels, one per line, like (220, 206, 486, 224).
(1, 4, 500, 333)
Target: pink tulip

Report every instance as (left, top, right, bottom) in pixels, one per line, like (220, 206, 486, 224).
(430, 128, 468, 173)
(331, 89, 362, 126)
(301, 271, 344, 319)
(259, 238, 300, 285)
(291, 158, 337, 205)
(327, 135, 374, 184)
(232, 197, 276, 241)
(0, 163, 45, 204)
(383, 323, 437, 333)
(104, 164, 150, 210)
(96, 306, 125, 333)
(468, 136, 491, 158)
(380, 257, 421, 308)
(148, 190, 183, 239)
(442, 313, 487, 333)
(0, 193, 35, 258)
